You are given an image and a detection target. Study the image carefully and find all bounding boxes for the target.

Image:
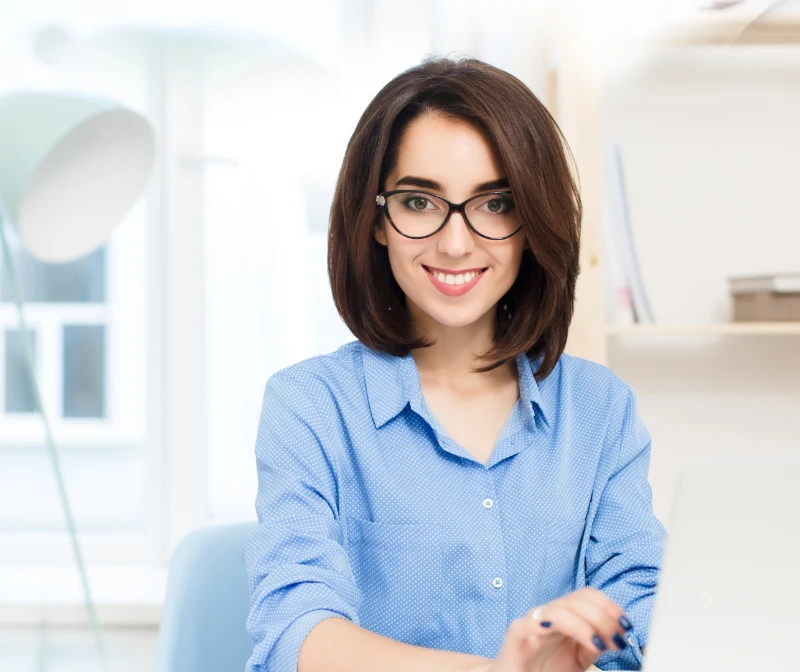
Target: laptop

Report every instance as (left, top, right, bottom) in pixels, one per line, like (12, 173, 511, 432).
(641, 451, 800, 671)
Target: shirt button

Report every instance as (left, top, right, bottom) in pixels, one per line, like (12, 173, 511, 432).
(492, 577, 504, 588)
(627, 636, 636, 647)
(482, 498, 494, 509)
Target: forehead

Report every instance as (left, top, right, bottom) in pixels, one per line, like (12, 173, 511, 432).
(391, 113, 504, 189)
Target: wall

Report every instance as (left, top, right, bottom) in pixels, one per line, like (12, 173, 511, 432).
(604, 44, 800, 523)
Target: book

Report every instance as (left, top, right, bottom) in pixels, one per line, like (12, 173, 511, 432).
(728, 273, 800, 294)
(604, 142, 655, 324)
(603, 196, 634, 325)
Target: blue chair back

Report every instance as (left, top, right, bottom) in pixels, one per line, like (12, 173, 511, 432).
(154, 522, 257, 672)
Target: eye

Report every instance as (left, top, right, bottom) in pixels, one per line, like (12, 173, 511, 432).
(479, 194, 515, 215)
(401, 193, 439, 212)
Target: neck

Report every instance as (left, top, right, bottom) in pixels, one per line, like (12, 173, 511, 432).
(408, 301, 514, 389)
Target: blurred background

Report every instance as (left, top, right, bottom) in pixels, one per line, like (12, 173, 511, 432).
(0, 0, 798, 670)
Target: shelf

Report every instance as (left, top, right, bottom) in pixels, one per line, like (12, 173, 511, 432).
(606, 322, 800, 335)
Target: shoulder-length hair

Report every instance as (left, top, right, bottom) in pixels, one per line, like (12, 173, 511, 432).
(328, 55, 582, 380)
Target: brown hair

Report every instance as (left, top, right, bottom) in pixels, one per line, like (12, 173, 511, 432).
(328, 55, 582, 380)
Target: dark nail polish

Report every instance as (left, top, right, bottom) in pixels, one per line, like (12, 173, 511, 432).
(613, 633, 627, 650)
(540, 621, 552, 628)
(619, 616, 633, 631)
(592, 635, 607, 651)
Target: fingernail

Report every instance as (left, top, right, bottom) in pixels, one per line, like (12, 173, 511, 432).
(613, 633, 627, 649)
(619, 616, 633, 631)
(540, 621, 551, 628)
(592, 635, 607, 651)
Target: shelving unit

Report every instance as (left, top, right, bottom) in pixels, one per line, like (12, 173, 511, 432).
(550, 3, 800, 367)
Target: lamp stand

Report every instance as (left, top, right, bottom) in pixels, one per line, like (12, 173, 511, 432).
(0, 215, 108, 670)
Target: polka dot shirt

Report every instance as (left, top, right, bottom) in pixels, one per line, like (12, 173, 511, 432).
(242, 340, 666, 671)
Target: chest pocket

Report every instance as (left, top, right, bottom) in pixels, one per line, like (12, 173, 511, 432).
(346, 517, 445, 647)
(540, 513, 588, 602)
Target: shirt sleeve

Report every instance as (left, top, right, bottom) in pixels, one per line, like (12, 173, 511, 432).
(242, 370, 362, 671)
(586, 385, 667, 671)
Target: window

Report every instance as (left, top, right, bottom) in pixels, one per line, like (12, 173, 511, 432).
(1, 244, 107, 420)
(0, 62, 155, 565)
(0, 202, 151, 556)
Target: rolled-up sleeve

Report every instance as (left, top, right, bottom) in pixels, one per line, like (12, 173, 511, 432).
(243, 371, 361, 671)
(586, 385, 667, 671)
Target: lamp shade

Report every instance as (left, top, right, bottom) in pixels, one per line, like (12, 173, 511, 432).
(0, 91, 155, 262)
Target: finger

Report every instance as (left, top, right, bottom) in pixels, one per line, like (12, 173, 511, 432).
(561, 598, 627, 653)
(526, 604, 554, 629)
(577, 587, 634, 631)
(495, 616, 551, 667)
(527, 601, 606, 661)
(571, 588, 634, 649)
(517, 615, 554, 648)
(523, 605, 560, 654)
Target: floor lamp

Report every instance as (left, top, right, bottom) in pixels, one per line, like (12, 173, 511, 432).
(0, 90, 155, 666)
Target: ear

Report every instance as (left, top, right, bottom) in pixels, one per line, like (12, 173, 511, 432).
(373, 223, 388, 247)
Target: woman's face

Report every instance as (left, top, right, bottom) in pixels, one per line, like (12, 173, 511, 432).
(375, 112, 528, 332)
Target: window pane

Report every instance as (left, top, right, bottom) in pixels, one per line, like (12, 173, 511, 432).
(0, 243, 106, 303)
(63, 325, 106, 418)
(4, 329, 37, 414)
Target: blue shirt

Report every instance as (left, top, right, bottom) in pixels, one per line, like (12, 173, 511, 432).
(243, 340, 666, 671)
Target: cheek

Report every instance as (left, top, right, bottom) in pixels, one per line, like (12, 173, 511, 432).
(490, 243, 525, 275)
(385, 238, 424, 282)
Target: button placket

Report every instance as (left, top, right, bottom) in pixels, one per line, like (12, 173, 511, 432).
(479, 472, 507, 607)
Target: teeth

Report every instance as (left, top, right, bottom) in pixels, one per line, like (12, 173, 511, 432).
(428, 268, 483, 284)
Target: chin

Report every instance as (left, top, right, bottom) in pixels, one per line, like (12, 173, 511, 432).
(418, 303, 491, 329)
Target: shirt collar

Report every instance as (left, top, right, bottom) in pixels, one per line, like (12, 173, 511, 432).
(361, 343, 550, 430)
(517, 351, 550, 428)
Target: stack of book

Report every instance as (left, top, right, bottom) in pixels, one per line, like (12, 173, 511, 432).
(728, 273, 800, 321)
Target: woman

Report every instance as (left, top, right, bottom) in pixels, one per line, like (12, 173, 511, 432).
(243, 56, 666, 672)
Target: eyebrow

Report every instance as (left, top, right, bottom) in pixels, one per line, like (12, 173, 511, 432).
(394, 175, 510, 194)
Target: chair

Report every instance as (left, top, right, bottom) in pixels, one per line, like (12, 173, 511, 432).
(153, 522, 257, 672)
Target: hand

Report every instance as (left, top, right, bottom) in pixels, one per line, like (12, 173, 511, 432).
(475, 587, 634, 672)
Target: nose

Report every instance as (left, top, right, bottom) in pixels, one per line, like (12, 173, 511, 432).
(436, 210, 475, 257)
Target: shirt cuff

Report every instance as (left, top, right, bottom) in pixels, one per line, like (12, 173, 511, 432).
(266, 609, 350, 672)
(628, 635, 644, 668)
(594, 631, 644, 670)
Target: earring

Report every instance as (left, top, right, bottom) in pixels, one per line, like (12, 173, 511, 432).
(503, 303, 513, 320)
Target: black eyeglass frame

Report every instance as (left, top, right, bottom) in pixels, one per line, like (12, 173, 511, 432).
(375, 189, 523, 241)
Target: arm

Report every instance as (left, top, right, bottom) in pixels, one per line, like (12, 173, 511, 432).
(243, 371, 491, 672)
(299, 618, 490, 672)
(584, 386, 667, 671)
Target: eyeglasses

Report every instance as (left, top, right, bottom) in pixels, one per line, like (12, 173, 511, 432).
(375, 189, 522, 240)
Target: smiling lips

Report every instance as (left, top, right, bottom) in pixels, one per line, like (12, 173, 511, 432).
(423, 265, 488, 297)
